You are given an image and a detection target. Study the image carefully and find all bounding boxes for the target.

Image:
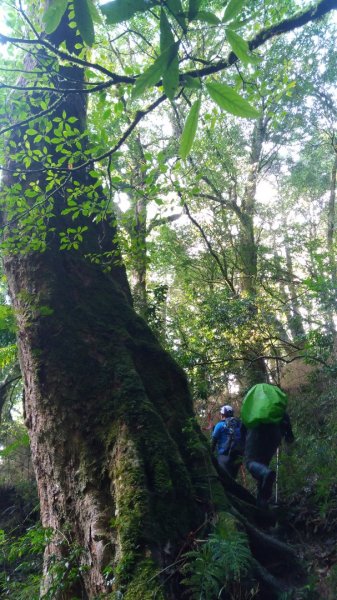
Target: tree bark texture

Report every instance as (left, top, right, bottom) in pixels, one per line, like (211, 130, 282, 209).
(327, 155, 337, 341)
(5, 243, 230, 598)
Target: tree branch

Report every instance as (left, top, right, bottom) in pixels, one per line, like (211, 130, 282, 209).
(147, 213, 182, 233)
(0, 79, 121, 96)
(0, 33, 135, 85)
(184, 0, 337, 80)
(0, 97, 63, 136)
(183, 200, 236, 294)
(1, 0, 336, 92)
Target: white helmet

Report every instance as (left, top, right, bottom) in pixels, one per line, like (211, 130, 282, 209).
(220, 405, 233, 416)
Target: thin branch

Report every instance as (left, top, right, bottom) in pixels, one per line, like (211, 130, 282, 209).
(183, 199, 236, 294)
(0, 79, 119, 96)
(64, 94, 167, 173)
(147, 213, 182, 233)
(18, 0, 39, 39)
(0, 173, 72, 233)
(0, 33, 135, 84)
(189, 352, 328, 368)
(196, 191, 242, 220)
(0, 375, 21, 391)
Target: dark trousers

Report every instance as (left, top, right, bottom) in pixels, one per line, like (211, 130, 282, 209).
(217, 451, 242, 479)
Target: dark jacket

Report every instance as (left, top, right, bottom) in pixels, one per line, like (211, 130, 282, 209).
(244, 413, 294, 466)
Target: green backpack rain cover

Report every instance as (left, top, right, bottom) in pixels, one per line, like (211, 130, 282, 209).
(241, 383, 288, 428)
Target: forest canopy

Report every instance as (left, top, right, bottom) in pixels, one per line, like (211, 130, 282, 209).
(1, 0, 337, 599)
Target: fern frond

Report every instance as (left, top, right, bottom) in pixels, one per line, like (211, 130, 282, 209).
(208, 533, 252, 581)
(181, 515, 253, 599)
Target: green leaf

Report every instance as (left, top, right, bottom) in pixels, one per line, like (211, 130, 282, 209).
(74, 0, 95, 46)
(182, 75, 202, 89)
(160, 8, 175, 51)
(163, 49, 179, 100)
(223, 0, 246, 23)
(166, 0, 186, 31)
(179, 98, 201, 159)
(191, 11, 221, 24)
(132, 42, 179, 99)
(188, 0, 202, 20)
(101, 0, 151, 24)
(87, 0, 102, 24)
(43, 0, 68, 34)
(226, 29, 258, 64)
(160, 10, 179, 99)
(0, 344, 17, 369)
(206, 82, 260, 118)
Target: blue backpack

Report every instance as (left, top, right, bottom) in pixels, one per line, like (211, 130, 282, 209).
(222, 417, 244, 454)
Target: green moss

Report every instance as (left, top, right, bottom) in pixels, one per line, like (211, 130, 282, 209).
(112, 434, 153, 574)
(122, 559, 165, 600)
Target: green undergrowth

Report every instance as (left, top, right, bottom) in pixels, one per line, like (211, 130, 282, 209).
(0, 523, 45, 599)
(0, 522, 91, 600)
(274, 371, 337, 600)
(121, 559, 165, 600)
(180, 512, 258, 600)
(278, 372, 337, 515)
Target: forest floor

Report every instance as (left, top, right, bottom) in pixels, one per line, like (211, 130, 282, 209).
(276, 487, 337, 599)
(239, 464, 337, 599)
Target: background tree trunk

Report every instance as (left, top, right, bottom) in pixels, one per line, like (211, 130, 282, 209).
(238, 118, 269, 387)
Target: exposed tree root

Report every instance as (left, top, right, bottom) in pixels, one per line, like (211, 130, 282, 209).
(210, 457, 307, 597)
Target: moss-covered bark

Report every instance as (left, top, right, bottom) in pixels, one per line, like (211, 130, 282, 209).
(4, 244, 230, 598)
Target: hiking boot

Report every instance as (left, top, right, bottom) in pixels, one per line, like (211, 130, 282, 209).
(247, 461, 276, 506)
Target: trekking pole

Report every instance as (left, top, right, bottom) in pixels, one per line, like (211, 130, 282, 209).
(275, 447, 280, 504)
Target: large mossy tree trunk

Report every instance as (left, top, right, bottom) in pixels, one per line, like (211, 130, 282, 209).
(1, 7, 305, 600)
(5, 242, 228, 598)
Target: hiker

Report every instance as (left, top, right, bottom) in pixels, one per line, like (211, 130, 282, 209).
(241, 383, 294, 507)
(211, 404, 245, 479)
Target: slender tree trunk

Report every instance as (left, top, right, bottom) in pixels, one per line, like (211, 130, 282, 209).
(130, 191, 148, 319)
(238, 118, 268, 387)
(327, 154, 337, 273)
(128, 136, 149, 320)
(283, 238, 306, 341)
(327, 155, 337, 332)
(327, 155, 337, 344)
